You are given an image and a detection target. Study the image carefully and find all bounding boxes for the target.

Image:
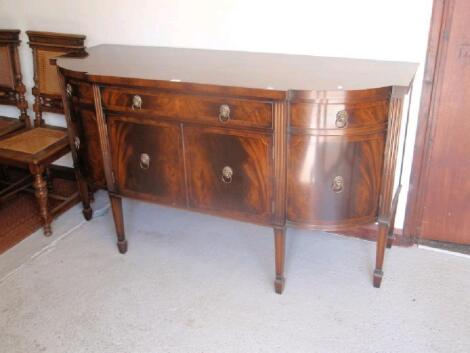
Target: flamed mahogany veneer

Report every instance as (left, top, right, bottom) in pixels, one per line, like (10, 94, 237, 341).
(56, 45, 417, 293)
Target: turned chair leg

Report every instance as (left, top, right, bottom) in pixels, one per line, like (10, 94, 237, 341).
(373, 222, 389, 288)
(274, 227, 286, 294)
(45, 167, 53, 191)
(109, 193, 127, 254)
(0, 166, 10, 181)
(31, 167, 52, 236)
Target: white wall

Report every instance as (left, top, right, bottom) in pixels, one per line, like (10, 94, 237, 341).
(0, 0, 433, 229)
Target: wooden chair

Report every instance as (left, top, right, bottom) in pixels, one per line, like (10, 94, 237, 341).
(0, 31, 92, 236)
(0, 30, 30, 137)
(0, 30, 31, 195)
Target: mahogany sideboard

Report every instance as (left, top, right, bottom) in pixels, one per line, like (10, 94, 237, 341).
(56, 45, 417, 294)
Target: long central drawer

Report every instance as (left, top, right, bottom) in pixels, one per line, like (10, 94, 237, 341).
(101, 87, 274, 130)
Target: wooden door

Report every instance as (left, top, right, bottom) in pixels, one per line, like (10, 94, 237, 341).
(107, 116, 186, 207)
(287, 132, 385, 230)
(406, 0, 470, 244)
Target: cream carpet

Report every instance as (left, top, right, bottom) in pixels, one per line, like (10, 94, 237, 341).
(1, 192, 469, 353)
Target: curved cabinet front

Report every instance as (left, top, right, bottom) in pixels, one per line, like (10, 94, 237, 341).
(287, 89, 390, 230)
(57, 44, 415, 294)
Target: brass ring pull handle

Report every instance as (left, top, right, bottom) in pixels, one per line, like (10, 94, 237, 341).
(221, 166, 233, 184)
(218, 104, 231, 122)
(132, 95, 142, 110)
(331, 176, 344, 193)
(74, 136, 80, 151)
(66, 83, 73, 97)
(140, 153, 150, 170)
(335, 110, 348, 128)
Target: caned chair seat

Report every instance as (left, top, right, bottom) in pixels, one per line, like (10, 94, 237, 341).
(0, 116, 26, 138)
(0, 127, 68, 165)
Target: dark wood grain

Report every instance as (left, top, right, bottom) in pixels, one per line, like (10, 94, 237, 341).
(102, 87, 273, 130)
(57, 45, 415, 293)
(287, 132, 385, 230)
(108, 116, 186, 207)
(184, 126, 273, 224)
(57, 45, 417, 91)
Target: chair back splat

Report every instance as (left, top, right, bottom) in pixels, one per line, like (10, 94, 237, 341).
(26, 31, 86, 127)
(0, 29, 30, 134)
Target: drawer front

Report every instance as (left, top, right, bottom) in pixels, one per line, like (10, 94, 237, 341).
(290, 100, 389, 131)
(101, 88, 273, 129)
(107, 116, 186, 206)
(185, 127, 273, 224)
(287, 132, 385, 229)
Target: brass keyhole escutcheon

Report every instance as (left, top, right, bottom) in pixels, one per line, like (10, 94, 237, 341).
(140, 153, 150, 170)
(331, 176, 344, 193)
(132, 95, 142, 110)
(221, 166, 233, 184)
(219, 104, 231, 122)
(335, 110, 348, 128)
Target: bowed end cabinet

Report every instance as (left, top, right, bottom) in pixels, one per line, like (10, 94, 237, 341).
(56, 45, 417, 293)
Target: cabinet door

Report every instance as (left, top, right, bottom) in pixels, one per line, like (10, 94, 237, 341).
(184, 127, 273, 224)
(76, 109, 106, 188)
(108, 116, 186, 207)
(287, 132, 385, 229)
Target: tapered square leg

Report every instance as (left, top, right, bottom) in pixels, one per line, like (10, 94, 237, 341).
(274, 227, 286, 294)
(75, 169, 93, 221)
(386, 214, 396, 249)
(109, 193, 127, 254)
(386, 234, 394, 249)
(373, 223, 389, 288)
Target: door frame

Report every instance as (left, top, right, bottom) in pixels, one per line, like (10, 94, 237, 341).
(403, 0, 455, 240)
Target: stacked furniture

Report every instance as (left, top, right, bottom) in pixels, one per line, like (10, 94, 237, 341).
(0, 31, 92, 236)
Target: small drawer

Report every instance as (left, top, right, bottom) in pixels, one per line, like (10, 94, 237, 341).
(101, 88, 273, 129)
(65, 81, 94, 105)
(289, 100, 389, 131)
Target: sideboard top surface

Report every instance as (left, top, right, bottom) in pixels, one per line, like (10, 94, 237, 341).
(57, 44, 417, 92)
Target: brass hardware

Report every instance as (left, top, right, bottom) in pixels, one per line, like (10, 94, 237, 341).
(335, 110, 348, 128)
(66, 83, 73, 97)
(140, 153, 150, 170)
(221, 166, 233, 184)
(218, 104, 231, 122)
(132, 95, 142, 110)
(74, 136, 80, 151)
(331, 176, 344, 193)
